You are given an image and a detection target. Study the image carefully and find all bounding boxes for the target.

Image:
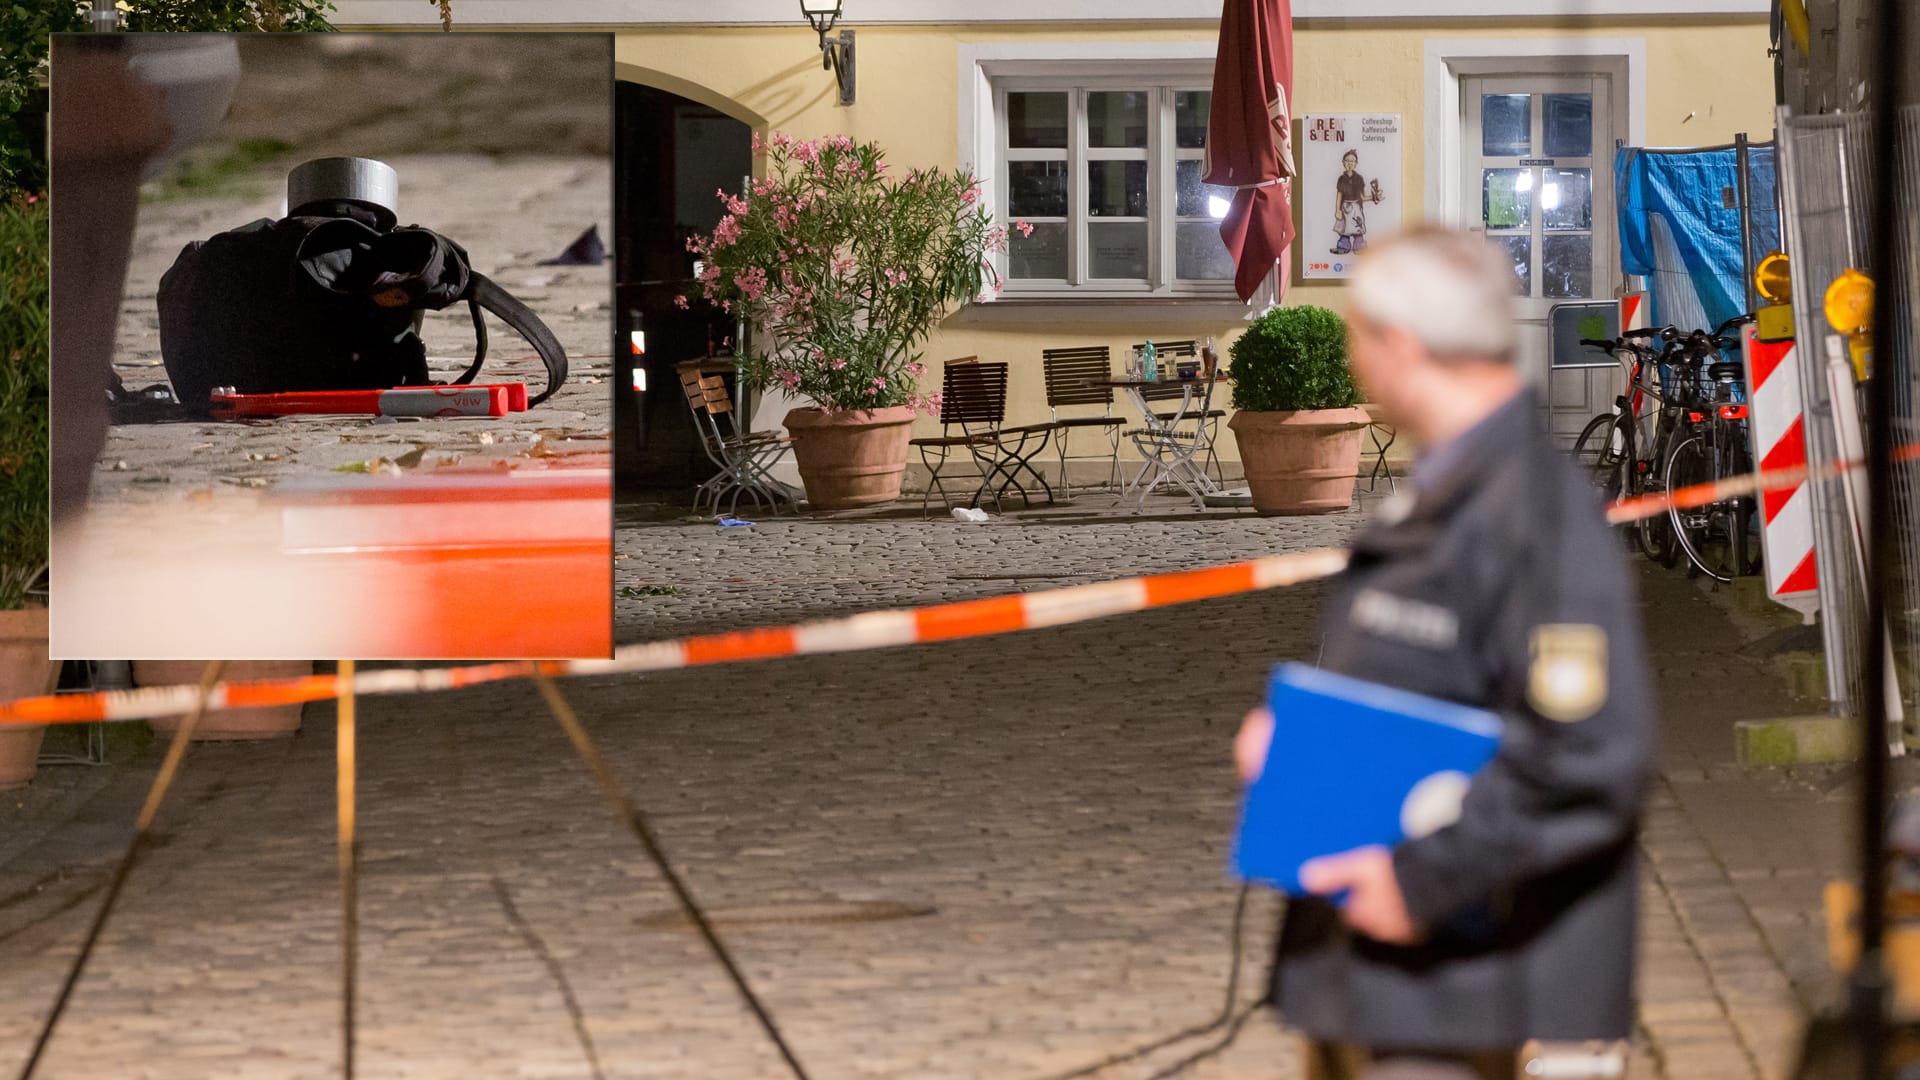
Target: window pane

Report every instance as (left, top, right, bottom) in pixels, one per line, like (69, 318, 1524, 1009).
(1176, 160, 1235, 218)
(1481, 94, 1531, 157)
(1008, 160, 1069, 218)
(1543, 93, 1592, 158)
(1089, 221, 1150, 278)
(1488, 234, 1531, 296)
(1543, 234, 1593, 298)
(1089, 160, 1149, 217)
(1175, 91, 1211, 149)
(1009, 222, 1068, 280)
(1542, 168, 1592, 231)
(1482, 168, 1532, 230)
(1175, 221, 1234, 280)
(1088, 91, 1150, 148)
(1008, 92, 1068, 148)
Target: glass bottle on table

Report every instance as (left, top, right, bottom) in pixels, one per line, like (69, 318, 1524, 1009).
(1202, 335, 1218, 376)
(1143, 339, 1159, 382)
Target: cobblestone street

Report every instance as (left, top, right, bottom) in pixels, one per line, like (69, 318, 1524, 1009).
(0, 499, 1864, 1078)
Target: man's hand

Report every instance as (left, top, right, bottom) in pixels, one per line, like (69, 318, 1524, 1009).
(1235, 706, 1273, 784)
(1299, 845, 1425, 945)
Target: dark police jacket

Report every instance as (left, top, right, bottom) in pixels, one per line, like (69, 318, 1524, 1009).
(1270, 388, 1655, 1049)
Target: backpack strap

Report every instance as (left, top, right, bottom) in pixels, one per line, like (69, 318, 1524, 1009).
(455, 271, 569, 407)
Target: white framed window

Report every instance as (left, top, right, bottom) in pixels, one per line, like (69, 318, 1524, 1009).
(993, 74, 1237, 299)
(1461, 74, 1613, 312)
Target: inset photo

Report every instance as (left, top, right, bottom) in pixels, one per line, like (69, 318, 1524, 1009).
(48, 32, 615, 658)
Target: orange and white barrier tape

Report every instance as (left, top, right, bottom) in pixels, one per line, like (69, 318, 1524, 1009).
(11, 441, 1917, 730)
(0, 549, 1351, 728)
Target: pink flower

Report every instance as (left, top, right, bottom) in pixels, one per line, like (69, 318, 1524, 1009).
(830, 359, 848, 371)
(734, 265, 769, 303)
(674, 295, 690, 309)
(871, 376, 887, 388)
(961, 187, 978, 204)
(1015, 219, 1035, 238)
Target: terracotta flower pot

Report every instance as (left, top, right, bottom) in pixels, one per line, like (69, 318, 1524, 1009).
(132, 660, 312, 740)
(783, 406, 916, 510)
(0, 608, 57, 790)
(1228, 408, 1371, 515)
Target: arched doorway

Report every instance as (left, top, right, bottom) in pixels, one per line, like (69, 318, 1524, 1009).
(614, 79, 755, 497)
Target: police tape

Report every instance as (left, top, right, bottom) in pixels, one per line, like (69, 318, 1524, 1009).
(1602, 441, 1920, 526)
(5, 445, 1901, 729)
(0, 549, 1353, 727)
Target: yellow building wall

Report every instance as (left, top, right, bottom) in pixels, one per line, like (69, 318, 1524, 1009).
(612, 18, 1774, 448)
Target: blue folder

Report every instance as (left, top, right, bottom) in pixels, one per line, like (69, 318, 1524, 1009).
(1231, 663, 1503, 894)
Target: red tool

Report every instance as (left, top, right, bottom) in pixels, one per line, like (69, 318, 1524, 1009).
(208, 385, 520, 419)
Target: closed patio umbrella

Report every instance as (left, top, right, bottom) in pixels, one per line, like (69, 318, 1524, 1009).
(1203, 0, 1296, 303)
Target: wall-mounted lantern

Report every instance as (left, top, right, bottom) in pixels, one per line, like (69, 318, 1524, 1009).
(800, 1, 855, 107)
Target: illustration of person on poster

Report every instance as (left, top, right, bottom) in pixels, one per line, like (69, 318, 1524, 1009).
(1331, 148, 1386, 255)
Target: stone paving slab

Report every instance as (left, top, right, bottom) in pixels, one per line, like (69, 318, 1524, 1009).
(0, 508, 1865, 1078)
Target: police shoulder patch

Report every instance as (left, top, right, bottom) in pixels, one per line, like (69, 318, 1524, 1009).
(1528, 623, 1609, 723)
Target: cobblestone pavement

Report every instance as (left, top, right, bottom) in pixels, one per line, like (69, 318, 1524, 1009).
(0, 497, 1866, 1078)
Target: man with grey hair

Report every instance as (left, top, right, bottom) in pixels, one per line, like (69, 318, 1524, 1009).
(1235, 226, 1655, 1078)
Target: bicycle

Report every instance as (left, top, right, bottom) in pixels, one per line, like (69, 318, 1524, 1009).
(1571, 325, 1683, 560)
(1661, 315, 1761, 582)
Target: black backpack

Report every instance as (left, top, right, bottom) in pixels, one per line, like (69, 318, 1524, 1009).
(155, 201, 567, 414)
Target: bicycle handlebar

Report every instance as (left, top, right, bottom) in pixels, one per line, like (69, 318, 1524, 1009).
(1712, 313, 1756, 338)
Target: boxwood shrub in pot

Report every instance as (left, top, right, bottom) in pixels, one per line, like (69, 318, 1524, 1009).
(1225, 304, 1371, 515)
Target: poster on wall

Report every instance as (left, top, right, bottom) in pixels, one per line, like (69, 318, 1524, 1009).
(1300, 114, 1402, 280)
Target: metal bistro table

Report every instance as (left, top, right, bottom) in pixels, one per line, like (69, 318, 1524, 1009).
(1088, 369, 1226, 510)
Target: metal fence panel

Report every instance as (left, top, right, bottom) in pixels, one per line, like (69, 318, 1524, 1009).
(1778, 108, 1872, 717)
(1777, 104, 1920, 735)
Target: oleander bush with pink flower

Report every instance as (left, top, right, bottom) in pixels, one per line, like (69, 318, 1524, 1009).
(682, 132, 1020, 414)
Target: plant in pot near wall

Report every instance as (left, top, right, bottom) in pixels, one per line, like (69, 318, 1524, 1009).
(1226, 304, 1371, 515)
(682, 132, 1008, 509)
(0, 194, 55, 788)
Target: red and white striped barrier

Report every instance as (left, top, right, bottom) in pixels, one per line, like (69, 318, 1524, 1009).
(1743, 326, 1819, 616)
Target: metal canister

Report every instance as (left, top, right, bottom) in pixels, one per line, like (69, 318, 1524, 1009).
(287, 156, 400, 228)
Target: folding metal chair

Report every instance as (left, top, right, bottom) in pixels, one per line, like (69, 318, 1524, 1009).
(1135, 339, 1227, 484)
(1041, 346, 1125, 493)
(909, 359, 1056, 515)
(676, 360, 794, 517)
(1364, 421, 1399, 493)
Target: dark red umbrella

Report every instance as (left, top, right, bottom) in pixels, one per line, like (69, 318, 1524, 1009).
(1204, 0, 1296, 303)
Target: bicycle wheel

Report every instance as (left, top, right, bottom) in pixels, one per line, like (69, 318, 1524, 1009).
(1572, 412, 1630, 503)
(1666, 434, 1737, 582)
(1722, 436, 1764, 577)
(1639, 421, 1679, 567)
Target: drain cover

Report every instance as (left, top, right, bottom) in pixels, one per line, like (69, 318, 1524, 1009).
(638, 900, 936, 931)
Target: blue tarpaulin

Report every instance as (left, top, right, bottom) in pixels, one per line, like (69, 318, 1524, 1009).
(1615, 143, 1779, 334)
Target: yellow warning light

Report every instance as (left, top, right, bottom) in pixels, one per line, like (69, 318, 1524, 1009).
(1824, 268, 1874, 338)
(1755, 251, 1793, 305)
